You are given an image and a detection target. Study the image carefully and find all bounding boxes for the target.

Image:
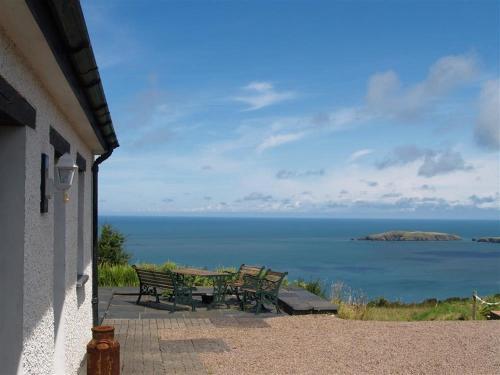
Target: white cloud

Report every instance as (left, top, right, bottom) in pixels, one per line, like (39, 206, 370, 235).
(366, 53, 478, 120)
(100, 147, 499, 218)
(376, 145, 429, 169)
(302, 54, 480, 134)
(418, 149, 473, 177)
(234, 81, 296, 111)
(474, 79, 500, 150)
(245, 82, 273, 91)
(276, 169, 325, 179)
(256, 132, 306, 153)
(348, 149, 374, 163)
(376, 145, 474, 177)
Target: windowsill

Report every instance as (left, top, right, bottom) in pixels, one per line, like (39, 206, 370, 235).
(76, 274, 89, 288)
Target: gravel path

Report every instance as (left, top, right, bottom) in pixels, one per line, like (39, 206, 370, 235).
(161, 315, 500, 375)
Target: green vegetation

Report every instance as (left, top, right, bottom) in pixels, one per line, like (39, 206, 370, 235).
(98, 224, 131, 265)
(99, 263, 138, 287)
(98, 262, 235, 287)
(332, 282, 500, 321)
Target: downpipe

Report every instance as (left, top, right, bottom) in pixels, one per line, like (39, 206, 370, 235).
(91, 150, 113, 326)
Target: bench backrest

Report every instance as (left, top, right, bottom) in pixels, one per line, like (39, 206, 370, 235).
(132, 265, 175, 291)
(236, 264, 264, 284)
(260, 269, 287, 293)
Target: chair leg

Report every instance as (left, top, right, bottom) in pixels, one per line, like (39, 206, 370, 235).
(136, 284, 143, 304)
(240, 291, 246, 311)
(256, 299, 262, 315)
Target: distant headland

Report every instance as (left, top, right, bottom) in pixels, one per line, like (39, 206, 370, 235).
(358, 231, 461, 241)
(473, 237, 500, 243)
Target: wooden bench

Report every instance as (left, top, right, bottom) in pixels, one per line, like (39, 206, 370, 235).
(240, 269, 288, 314)
(132, 265, 197, 311)
(225, 264, 265, 301)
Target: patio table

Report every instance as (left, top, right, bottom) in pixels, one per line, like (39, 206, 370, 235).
(172, 268, 231, 307)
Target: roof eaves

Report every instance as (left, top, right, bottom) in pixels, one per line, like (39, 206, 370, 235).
(26, 0, 119, 152)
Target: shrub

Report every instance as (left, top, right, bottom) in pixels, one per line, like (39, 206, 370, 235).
(98, 224, 130, 265)
(368, 297, 389, 307)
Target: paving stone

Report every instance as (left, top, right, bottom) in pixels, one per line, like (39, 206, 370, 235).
(209, 317, 239, 328)
(105, 311, 141, 319)
(140, 312, 175, 319)
(234, 317, 270, 328)
(191, 338, 229, 353)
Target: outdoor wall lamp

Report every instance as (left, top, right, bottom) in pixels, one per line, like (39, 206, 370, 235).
(55, 153, 78, 202)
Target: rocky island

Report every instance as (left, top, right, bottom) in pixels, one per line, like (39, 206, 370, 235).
(473, 237, 500, 243)
(358, 231, 461, 241)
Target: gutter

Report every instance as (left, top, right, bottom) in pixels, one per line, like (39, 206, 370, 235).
(26, 0, 119, 150)
(91, 150, 113, 326)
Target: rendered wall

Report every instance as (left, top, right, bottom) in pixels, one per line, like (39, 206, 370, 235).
(0, 26, 95, 375)
(0, 125, 26, 375)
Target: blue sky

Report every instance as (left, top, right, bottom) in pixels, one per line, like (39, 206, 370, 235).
(82, 0, 499, 219)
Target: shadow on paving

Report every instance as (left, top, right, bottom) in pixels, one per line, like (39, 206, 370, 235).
(99, 286, 337, 322)
(99, 287, 287, 321)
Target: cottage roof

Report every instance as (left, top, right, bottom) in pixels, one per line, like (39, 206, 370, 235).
(26, 0, 119, 152)
(0, 0, 118, 153)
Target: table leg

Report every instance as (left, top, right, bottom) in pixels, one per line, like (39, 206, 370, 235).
(210, 275, 228, 308)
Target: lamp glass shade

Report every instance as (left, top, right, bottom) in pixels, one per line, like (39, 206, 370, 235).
(57, 168, 74, 188)
(55, 153, 77, 191)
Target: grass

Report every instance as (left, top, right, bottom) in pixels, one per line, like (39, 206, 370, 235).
(333, 285, 500, 321)
(99, 263, 139, 287)
(98, 262, 236, 288)
(337, 301, 478, 321)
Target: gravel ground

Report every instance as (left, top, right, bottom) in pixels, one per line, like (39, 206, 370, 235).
(161, 315, 500, 375)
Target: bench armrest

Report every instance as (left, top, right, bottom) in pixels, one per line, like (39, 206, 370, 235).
(242, 274, 261, 289)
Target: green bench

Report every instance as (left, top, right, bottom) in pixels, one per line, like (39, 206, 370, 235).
(225, 264, 265, 301)
(132, 265, 197, 311)
(240, 269, 288, 314)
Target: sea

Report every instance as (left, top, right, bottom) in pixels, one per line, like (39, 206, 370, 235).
(100, 216, 500, 302)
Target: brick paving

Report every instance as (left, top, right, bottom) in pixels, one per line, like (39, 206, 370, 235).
(75, 287, 302, 374)
(91, 292, 283, 375)
(99, 316, 273, 375)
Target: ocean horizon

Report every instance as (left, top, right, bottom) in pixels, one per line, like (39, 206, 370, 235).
(100, 215, 500, 302)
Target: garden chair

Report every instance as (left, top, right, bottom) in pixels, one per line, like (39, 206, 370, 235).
(240, 269, 288, 314)
(225, 264, 265, 301)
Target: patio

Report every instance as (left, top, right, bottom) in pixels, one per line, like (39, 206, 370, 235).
(80, 300, 500, 375)
(98, 285, 336, 321)
(82, 286, 291, 375)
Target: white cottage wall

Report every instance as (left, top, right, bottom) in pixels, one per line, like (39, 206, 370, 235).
(0, 25, 95, 375)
